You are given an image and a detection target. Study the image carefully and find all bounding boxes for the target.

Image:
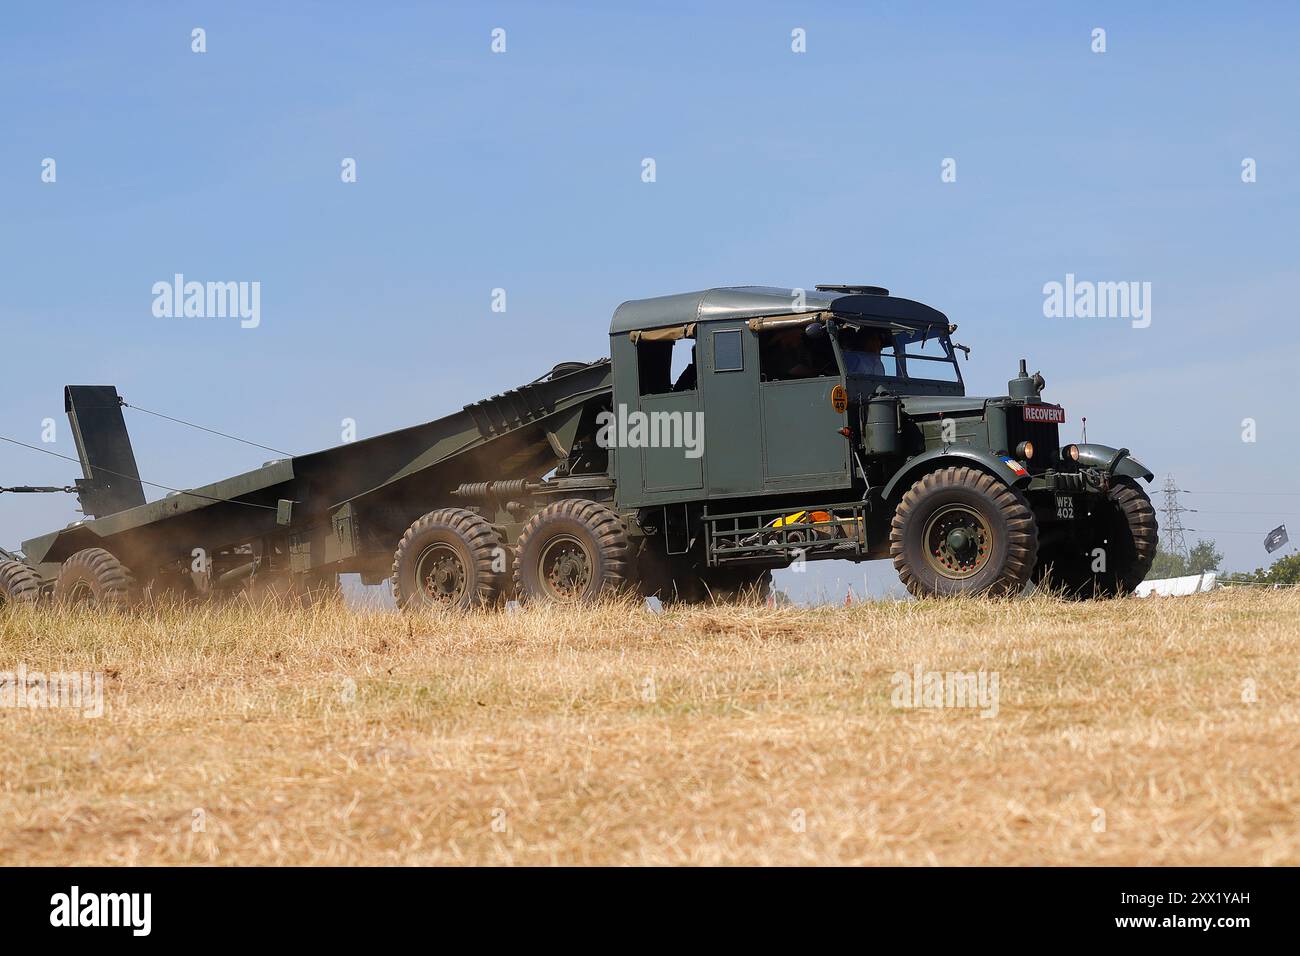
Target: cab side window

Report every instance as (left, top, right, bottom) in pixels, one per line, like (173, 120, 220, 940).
(638, 338, 697, 395)
(713, 329, 744, 372)
(758, 326, 838, 382)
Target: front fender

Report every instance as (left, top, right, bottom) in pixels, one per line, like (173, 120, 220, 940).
(1073, 443, 1154, 483)
(881, 447, 1030, 502)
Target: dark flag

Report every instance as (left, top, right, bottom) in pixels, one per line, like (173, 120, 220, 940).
(1264, 524, 1288, 553)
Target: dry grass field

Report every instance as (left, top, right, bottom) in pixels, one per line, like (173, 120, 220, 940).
(1, 590, 1297, 866)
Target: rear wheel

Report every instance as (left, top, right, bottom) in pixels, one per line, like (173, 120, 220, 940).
(513, 499, 631, 603)
(0, 559, 41, 608)
(392, 508, 507, 611)
(1033, 477, 1157, 598)
(890, 466, 1038, 598)
(53, 548, 135, 607)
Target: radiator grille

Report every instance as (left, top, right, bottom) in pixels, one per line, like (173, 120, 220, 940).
(1005, 416, 1061, 472)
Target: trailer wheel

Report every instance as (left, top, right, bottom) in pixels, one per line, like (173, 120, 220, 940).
(890, 466, 1038, 598)
(0, 559, 41, 608)
(53, 548, 136, 607)
(1033, 477, 1158, 599)
(392, 508, 507, 611)
(513, 499, 631, 603)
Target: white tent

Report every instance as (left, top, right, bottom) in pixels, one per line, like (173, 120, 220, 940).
(1134, 572, 1218, 597)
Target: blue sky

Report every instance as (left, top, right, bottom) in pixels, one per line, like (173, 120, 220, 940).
(3, 1, 1298, 598)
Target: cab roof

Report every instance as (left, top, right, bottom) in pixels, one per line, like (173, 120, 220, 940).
(609, 286, 950, 335)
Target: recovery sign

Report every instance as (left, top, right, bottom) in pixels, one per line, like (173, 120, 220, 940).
(1022, 404, 1065, 424)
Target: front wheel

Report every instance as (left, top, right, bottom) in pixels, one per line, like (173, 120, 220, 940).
(890, 466, 1038, 598)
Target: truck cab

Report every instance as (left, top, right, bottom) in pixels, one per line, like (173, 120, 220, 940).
(608, 285, 965, 509)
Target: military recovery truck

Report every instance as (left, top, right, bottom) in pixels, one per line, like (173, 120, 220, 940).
(0, 285, 1156, 611)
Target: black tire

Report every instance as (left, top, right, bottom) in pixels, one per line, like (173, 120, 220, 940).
(890, 466, 1038, 598)
(513, 499, 631, 603)
(0, 559, 41, 607)
(1033, 477, 1157, 599)
(392, 508, 507, 611)
(53, 547, 135, 607)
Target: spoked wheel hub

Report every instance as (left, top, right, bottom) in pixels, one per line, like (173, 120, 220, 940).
(923, 504, 992, 579)
(416, 543, 469, 605)
(391, 508, 508, 612)
(539, 534, 593, 601)
(890, 466, 1038, 598)
(512, 499, 631, 604)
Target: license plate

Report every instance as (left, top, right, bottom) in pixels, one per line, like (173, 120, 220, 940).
(1024, 404, 1066, 424)
(1055, 495, 1075, 520)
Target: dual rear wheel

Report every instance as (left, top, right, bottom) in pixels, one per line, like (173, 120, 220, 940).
(391, 499, 631, 611)
(512, 499, 631, 603)
(391, 508, 508, 611)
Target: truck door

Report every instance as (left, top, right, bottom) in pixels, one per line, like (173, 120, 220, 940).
(636, 333, 704, 493)
(756, 325, 851, 491)
(700, 324, 764, 496)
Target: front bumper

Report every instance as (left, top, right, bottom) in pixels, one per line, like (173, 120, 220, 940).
(1024, 466, 1112, 495)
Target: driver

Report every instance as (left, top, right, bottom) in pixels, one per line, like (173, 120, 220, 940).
(843, 329, 889, 376)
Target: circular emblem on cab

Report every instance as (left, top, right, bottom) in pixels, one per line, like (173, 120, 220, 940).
(831, 384, 848, 413)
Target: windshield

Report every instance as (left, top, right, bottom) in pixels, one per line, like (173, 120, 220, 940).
(895, 327, 961, 382)
(838, 323, 961, 384)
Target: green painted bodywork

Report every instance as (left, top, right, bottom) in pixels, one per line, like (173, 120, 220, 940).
(1073, 443, 1154, 482)
(20, 360, 614, 582)
(880, 446, 1029, 501)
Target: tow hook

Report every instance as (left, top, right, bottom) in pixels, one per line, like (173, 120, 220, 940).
(1080, 467, 1110, 493)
